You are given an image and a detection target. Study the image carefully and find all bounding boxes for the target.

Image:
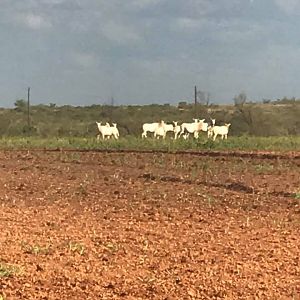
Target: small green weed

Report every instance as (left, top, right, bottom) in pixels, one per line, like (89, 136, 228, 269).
(69, 242, 85, 255)
(21, 242, 52, 255)
(0, 293, 6, 300)
(105, 242, 119, 254)
(203, 194, 218, 207)
(190, 167, 199, 181)
(0, 263, 22, 278)
(254, 163, 274, 174)
(76, 183, 88, 196)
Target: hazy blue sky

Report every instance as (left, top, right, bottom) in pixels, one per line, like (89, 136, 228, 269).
(0, 0, 299, 107)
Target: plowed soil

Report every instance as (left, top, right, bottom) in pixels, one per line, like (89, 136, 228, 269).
(0, 150, 299, 299)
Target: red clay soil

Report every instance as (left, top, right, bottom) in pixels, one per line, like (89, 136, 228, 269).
(0, 150, 299, 299)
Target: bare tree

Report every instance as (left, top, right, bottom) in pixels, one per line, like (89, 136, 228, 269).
(206, 92, 210, 106)
(233, 92, 247, 106)
(233, 92, 256, 134)
(197, 90, 210, 106)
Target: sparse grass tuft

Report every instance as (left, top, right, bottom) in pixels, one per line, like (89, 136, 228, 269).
(254, 163, 274, 174)
(21, 241, 52, 255)
(203, 194, 218, 207)
(0, 294, 6, 300)
(69, 242, 85, 255)
(105, 242, 119, 254)
(76, 183, 88, 196)
(0, 263, 22, 278)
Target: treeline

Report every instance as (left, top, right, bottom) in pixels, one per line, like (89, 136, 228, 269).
(0, 98, 299, 137)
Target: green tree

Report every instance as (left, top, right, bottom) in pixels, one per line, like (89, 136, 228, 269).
(14, 99, 27, 112)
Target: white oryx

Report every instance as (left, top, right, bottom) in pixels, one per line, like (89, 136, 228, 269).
(212, 123, 231, 141)
(173, 121, 181, 140)
(96, 122, 113, 140)
(154, 120, 166, 139)
(163, 122, 174, 136)
(194, 120, 208, 138)
(96, 122, 119, 140)
(142, 121, 174, 139)
(179, 119, 208, 139)
(142, 122, 159, 138)
(140, 118, 231, 141)
(179, 118, 200, 138)
(207, 118, 216, 138)
(111, 123, 120, 139)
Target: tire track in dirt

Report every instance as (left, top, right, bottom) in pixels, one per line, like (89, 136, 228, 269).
(139, 173, 299, 199)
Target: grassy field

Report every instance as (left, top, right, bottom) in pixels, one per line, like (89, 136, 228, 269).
(0, 135, 299, 151)
(1, 101, 300, 138)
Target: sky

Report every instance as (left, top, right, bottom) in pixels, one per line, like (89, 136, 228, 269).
(0, 0, 300, 107)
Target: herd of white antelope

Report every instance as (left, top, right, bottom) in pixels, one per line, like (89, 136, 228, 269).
(96, 119, 231, 141)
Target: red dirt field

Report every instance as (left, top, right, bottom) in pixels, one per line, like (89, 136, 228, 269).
(0, 150, 299, 299)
